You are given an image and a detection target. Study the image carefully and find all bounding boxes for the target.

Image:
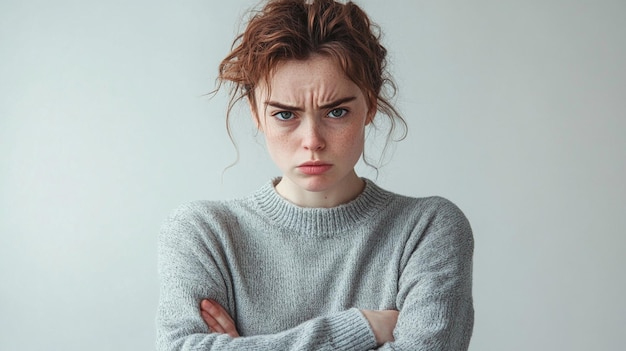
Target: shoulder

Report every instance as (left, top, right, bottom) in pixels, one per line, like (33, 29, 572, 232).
(160, 201, 224, 234)
(385, 192, 474, 277)
(377, 186, 473, 243)
(382, 186, 470, 227)
(417, 196, 471, 230)
(159, 197, 253, 246)
(165, 200, 234, 223)
(409, 196, 474, 254)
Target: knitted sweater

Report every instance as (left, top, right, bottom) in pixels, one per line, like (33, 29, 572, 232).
(156, 178, 474, 350)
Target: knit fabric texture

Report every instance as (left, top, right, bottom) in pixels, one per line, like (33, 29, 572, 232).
(157, 178, 474, 350)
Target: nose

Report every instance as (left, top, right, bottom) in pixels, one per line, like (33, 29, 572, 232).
(301, 119, 325, 151)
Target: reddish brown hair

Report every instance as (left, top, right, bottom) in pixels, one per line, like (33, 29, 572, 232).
(217, 0, 406, 165)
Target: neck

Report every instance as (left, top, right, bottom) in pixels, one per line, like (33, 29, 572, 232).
(274, 171, 365, 208)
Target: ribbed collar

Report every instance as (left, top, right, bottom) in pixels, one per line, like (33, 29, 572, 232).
(253, 178, 392, 236)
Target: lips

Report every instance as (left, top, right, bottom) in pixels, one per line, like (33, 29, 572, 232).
(297, 161, 332, 175)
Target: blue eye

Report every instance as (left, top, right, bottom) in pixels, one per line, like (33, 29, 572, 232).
(273, 111, 294, 121)
(327, 108, 348, 118)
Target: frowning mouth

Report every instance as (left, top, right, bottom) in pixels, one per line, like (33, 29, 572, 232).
(297, 161, 332, 175)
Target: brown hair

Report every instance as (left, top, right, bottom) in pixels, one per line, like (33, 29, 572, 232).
(217, 0, 407, 166)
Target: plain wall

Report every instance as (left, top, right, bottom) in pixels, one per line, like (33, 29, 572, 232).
(1, 0, 624, 350)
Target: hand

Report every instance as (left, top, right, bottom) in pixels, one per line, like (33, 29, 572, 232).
(200, 299, 240, 338)
(360, 309, 399, 346)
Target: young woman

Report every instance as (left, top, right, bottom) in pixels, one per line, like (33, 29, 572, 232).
(156, 0, 474, 350)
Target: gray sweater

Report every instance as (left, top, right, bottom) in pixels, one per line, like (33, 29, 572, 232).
(157, 179, 474, 350)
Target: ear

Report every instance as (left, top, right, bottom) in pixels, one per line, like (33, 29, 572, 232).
(365, 112, 375, 126)
(365, 102, 377, 126)
(247, 97, 262, 131)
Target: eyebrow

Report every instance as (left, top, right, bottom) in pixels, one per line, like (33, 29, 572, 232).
(264, 96, 357, 111)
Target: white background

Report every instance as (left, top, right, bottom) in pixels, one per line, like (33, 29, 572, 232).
(1, 0, 624, 350)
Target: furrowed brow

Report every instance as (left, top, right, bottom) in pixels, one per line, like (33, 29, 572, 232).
(264, 96, 357, 111)
(319, 96, 356, 109)
(265, 101, 303, 112)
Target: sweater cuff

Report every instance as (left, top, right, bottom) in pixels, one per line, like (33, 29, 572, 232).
(326, 308, 377, 350)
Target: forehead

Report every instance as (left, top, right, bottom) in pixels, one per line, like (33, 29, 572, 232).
(256, 55, 360, 99)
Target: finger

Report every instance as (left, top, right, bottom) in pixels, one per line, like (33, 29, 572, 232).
(201, 300, 225, 333)
(200, 299, 236, 336)
(205, 300, 239, 337)
(200, 299, 213, 314)
(201, 309, 227, 334)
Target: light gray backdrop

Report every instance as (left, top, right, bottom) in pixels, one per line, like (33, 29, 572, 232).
(1, 0, 624, 350)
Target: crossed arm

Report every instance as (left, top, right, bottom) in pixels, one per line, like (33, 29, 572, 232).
(200, 299, 399, 346)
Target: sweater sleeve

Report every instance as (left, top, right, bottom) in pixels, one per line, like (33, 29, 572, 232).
(156, 204, 377, 351)
(377, 198, 474, 351)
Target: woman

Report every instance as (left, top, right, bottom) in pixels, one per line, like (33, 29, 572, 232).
(156, 0, 474, 350)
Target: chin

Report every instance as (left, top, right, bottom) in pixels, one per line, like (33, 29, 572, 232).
(291, 174, 338, 193)
(299, 178, 335, 193)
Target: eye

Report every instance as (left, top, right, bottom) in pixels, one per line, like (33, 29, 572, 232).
(273, 111, 295, 121)
(327, 108, 348, 119)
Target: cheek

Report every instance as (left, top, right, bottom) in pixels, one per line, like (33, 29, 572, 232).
(264, 132, 292, 160)
(336, 126, 366, 155)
